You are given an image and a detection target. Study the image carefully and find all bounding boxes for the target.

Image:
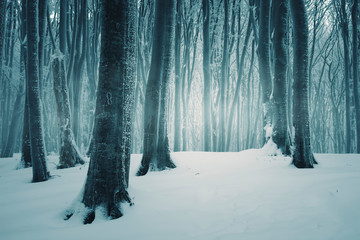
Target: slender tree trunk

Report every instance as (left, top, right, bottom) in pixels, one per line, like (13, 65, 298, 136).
(272, 0, 291, 155)
(340, 0, 352, 153)
(137, 0, 176, 176)
(218, 0, 229, 152)
(226, 9, 252, 151)
(290, 0, 316, 168)
(352, 0, 360, 153)
(202, 0, 212, 151)
(174, 0, 182, 151)
(27, 0, 49, 182)
(258, 0, 272, 143)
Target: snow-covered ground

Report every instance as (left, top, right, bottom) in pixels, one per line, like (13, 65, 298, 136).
(0, 148, 359, 240)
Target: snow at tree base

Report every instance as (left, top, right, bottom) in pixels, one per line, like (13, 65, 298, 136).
(1, 149, 359, 240)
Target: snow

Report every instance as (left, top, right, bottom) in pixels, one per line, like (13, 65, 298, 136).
(0, 150, 360, 240)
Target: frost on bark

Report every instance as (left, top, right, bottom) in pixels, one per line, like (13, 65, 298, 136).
(137, 0, 176, 176)
(66, 0, 137, 224)
(272, 0, 291, 155)
(290, 0, 316, 168)
(27, 0, 49, 182)
(52, 56, 85, 168)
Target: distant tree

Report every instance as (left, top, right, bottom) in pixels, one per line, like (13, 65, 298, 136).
(174, 0, 182, 152)
(51, 0, 85, 168)
(272, 0, 291, 155)
(20, 0, 32, 167)
(0, 0, 6, 84)
(290, 0, 316, 168)
(137, 0, 176, 176)
(202, 0, 212, 151)
(66, 0, 137, 224)
(27, 0, 49, 181)
(258, 0, 272, 143)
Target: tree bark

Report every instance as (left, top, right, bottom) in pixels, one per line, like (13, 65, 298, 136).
(352, 0, 360, 153)
(290, 0, 316, 168)
(137, 0, 176, 176)
(27, 0, 49, 182)
(272, 0, 291, 155)
(66, 0, 137, 224)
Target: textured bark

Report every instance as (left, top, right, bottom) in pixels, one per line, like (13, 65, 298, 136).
(352, 0, 360, 153)
(137, 0, 176, 176)
(272, 0, 291, 155)
(27, 0, 49, 182)
(258, 0, 272, 143)
(52, 58, 85, 168)
(68, 0, 137, 224)
(202, 0, 212, 151)
(290, 0, 315, 168)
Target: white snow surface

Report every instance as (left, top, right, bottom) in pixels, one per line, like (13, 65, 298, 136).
(1, 149, 360, 240)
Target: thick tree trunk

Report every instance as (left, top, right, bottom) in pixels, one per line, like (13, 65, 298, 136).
(27, 0, 49, 182)
(352, 0, 360, 153)
(272, 0, 291, 155)
(290, 0, 316, 168)
(137, 0, 176, 176)
(258, 0, 272, 143)
(67, 0, 137, 224)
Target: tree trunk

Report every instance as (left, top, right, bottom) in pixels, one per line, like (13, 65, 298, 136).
(290, 0, 316, 168)
(272, 0, 291, 155)
(352, 0, 360, 153)
(202, 0, 212, 151)
(27, 0, 49, 182)
(137, 0, 176, 176)
(258, 0, 272, 143)
(340, 0, 351, 153)
(173, 0, 182, 152)
(67, 0, 137, 224)
(52, 57, 85, 168)
(218, 0, 230, 152)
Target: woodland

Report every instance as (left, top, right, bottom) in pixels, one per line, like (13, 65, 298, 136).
(0, 0, 359, 225)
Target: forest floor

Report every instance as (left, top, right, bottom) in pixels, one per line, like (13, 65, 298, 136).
(0, 145, 360, 240)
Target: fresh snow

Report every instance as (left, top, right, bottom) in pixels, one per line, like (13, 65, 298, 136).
(0, 149, 359, 240)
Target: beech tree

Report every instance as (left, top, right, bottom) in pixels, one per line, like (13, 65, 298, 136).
(26, 0, 49, 181)
(272, 0, 291, 155)
(137, 0, 176, 176)
(66, 0, 137, 224)
(290, 0, 316, 168)
(51, 0, 85, 168)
